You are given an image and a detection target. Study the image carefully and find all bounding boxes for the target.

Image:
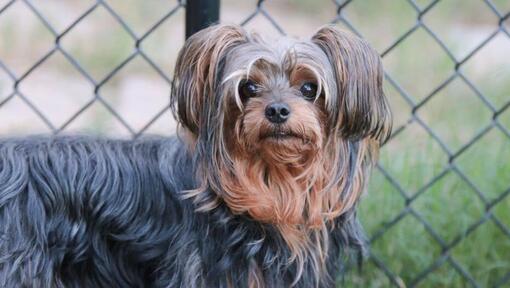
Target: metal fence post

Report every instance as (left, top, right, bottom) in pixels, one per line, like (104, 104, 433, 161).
(185, 0, 220, 39)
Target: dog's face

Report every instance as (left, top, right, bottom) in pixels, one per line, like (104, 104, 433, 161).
(224, 38, 329, 164)
(171, 24, 391, 232)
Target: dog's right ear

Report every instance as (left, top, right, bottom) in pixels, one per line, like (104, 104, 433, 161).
(171, 24, 248, 135)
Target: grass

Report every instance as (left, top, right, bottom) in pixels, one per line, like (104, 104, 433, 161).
(343, 129, 510, 287)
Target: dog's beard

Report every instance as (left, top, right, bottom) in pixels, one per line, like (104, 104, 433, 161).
(218, 110, 347, 276)
(223, 97, 327, 226)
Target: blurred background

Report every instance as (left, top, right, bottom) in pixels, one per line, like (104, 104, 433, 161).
(0, 0, 509, 287)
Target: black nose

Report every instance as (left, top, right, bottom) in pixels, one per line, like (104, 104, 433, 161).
(265, 102, 291, 124)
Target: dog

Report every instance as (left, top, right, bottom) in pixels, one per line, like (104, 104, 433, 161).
(0, 24, 391, 287)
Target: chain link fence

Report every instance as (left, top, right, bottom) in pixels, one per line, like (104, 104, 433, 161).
(0, 0, 509, 287)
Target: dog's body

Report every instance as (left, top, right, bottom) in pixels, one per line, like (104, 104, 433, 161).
(0, 136, 362, 287)
(0, 24, 391, 287)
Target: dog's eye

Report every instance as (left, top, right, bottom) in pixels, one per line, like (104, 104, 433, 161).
(239, 80, 259, 98)
(300, 83, 318, 100)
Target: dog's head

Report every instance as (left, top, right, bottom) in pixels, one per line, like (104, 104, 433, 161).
(171, 23, 391, 243)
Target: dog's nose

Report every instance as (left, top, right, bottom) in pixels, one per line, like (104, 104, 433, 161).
(265, 102, 291, 124)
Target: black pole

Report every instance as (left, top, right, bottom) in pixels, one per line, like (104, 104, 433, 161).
(185, 0, 220, 39)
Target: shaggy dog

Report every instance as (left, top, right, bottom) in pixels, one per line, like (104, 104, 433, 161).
(0, 24, 391, 287)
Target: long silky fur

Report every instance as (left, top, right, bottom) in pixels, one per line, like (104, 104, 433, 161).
(0, 24, 390, 287)
(0, 136, 364, 287)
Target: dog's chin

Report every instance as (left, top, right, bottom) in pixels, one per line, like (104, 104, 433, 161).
(255, 130, 319, 164)
(259, 131, 311, 149)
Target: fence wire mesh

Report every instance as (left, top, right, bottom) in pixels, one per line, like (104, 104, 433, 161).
(0, 0, 509, 287)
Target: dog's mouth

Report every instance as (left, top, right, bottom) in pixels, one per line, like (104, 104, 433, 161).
(260, 130, 304, 141)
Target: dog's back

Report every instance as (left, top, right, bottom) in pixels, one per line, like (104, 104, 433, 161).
(0, 136, 190, 287)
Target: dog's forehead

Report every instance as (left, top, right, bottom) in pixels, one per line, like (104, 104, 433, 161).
(226, 36, 323, 68)
(260, 36, 304, 56)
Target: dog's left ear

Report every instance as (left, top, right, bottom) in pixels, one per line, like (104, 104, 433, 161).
(171, 24, 248, 136)
(312, 26, 391, 143)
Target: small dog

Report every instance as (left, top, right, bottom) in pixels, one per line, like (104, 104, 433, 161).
(0, 24, 391, 287)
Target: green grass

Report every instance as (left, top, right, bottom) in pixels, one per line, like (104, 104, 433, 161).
(343, 133, 510, 287)
(341, 50, 510, 287)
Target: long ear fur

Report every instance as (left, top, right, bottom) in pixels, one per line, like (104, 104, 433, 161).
(171, 24, 248, 136)
(312, 26, 391, 143)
